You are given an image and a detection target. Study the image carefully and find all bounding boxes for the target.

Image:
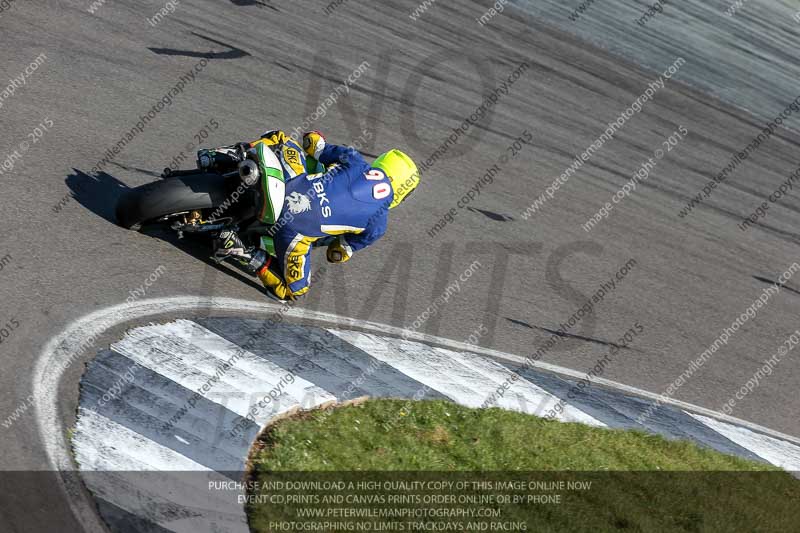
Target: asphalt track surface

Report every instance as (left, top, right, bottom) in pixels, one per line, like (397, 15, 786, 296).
(1, 0, 800, 530)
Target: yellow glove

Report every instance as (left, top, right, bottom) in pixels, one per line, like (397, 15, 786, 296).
(326, 237, 353, 263)
(302, 131, 326, 160)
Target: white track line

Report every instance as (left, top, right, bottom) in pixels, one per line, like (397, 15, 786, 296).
(33, 296, 800, 530)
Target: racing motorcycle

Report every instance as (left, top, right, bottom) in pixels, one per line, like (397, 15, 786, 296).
(114, 147, 321, 259)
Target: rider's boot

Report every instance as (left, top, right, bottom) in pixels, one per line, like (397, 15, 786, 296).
(213, 230, 267, 273)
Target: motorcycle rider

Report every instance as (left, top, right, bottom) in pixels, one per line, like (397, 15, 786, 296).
(197, 130, 420, 301)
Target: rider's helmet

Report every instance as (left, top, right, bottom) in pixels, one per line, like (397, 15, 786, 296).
(238, 143, 286, 224)
(371, 149, 420, 209)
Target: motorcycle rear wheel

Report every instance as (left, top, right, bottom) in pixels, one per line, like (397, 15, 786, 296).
(115, 173, 230, 230)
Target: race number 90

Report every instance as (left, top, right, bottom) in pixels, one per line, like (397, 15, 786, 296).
(366, 169, 391, 200)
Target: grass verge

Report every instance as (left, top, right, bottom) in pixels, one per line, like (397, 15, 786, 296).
(247, 399, 800, 532)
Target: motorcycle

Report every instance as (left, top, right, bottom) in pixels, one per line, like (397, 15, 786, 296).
(114, 148, 331, 260)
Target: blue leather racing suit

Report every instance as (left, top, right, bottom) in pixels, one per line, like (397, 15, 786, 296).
(256, 137, 393, 300)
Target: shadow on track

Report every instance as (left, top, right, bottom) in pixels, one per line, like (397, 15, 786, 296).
(64, 169, 268, 295)
(229, 0, 278, 10)
(148, 32, 251, 60)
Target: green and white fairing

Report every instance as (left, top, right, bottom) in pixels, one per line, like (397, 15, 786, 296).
(253, 143, 286, 225)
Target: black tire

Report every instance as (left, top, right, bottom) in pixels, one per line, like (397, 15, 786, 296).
(115, 173, 230, 230)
